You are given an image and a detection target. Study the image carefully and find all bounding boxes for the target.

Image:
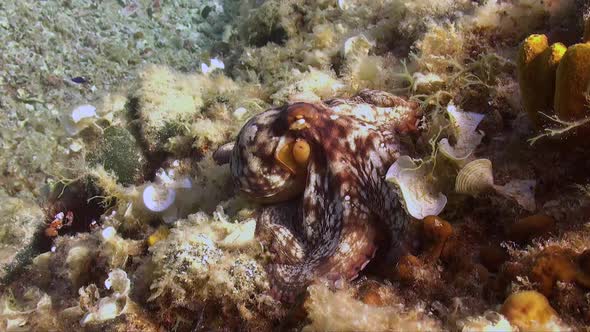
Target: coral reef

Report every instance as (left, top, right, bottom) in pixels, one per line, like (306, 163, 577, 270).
(1, 0, 590, 331)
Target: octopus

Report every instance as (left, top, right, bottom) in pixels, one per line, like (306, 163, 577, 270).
(222, 90, 420, 302)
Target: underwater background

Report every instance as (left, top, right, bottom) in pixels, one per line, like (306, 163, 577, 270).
(1, 0, 590, 330)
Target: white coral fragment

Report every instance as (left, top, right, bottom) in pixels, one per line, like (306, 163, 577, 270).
(438, 104, 485, 162)
(386, 156, 447, 219)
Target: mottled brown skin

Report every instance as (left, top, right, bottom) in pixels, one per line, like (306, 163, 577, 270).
(230, 90, 419, 302)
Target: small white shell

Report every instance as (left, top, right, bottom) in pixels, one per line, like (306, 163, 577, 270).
(343, 34, 373, 59)
(438, 104, 485, 162)
(337, 0, 348, 10)
(101, 226, 117, 241)
(386, 156, 447, 219)
(455, 158, 494, 195)
(142, 184, 176, 212)
(71, 104, 97, 123)
(62, 104, 98, 135)
(494, 180, 536, 212)
(104, 269, 130, 296)
(232, 107, 248, 120)
(219, 218, 257, 248)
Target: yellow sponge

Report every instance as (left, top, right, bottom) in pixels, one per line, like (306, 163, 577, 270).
(500, 291, 558, 331)
(517, 35, 566, 126)
(554, 43, 590, 121)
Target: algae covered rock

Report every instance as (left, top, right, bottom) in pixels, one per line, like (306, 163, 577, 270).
(87, 126, 145, 185)
(128, 65, 205, 156)
(0, 191, 45, 280)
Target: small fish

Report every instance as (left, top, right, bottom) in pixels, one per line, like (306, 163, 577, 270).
(71, 76, 89, 84)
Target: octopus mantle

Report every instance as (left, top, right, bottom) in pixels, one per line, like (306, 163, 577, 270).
(230, 90, 419, 302)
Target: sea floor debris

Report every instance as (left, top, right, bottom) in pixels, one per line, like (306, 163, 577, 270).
(2, 0, 590, 331)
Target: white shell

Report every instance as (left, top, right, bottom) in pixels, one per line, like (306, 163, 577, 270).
(142, 184, 176, 212)
(343, 34, 373, 58)
(337, 0, 348, 10)
(219, 218, 257, 248)
(101, 226, 117, 241)
(62, 104, 98, 135)
(104, 269, 130, 296)
(71, 104, 97, 123)
(438, 104, 485, 162)
(210, 58, 225, 70)
(494, 180, 536, 212)
(232, 107, 248, 119)
(455, 158, 494, 195)
(386, 156, 447, 219)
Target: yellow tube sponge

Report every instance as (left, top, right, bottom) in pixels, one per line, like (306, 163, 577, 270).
(554, 43, 590, 121)
(517, 34, 566, 126)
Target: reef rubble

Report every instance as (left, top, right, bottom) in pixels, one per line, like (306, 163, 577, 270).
(2, 0, 590, 331)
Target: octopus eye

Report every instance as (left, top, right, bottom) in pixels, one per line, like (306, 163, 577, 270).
(276, 140, 297, 174)
(275, 137, 311, 174)
(292, 139, 311, 167)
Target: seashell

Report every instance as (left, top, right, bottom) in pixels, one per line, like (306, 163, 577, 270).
(337, 0, 349, 10)
(104, 269, 131, 296)
(343, 34, 374, 59)
(438, 104, 485, 163)
(386, 156, 447, 219)
(201, 57, 225, 75)
(219, 218, 257, 248)
(456, 159, 537, 211)
(232, 107, 248, 120)
(61, 104, 98, 135)
(494, 180, 536, 212)
(454, 158, 494, 195)
(142, 184, 176, 212)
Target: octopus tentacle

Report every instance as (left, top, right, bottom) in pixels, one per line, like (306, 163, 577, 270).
(256, 202, 306, 265)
